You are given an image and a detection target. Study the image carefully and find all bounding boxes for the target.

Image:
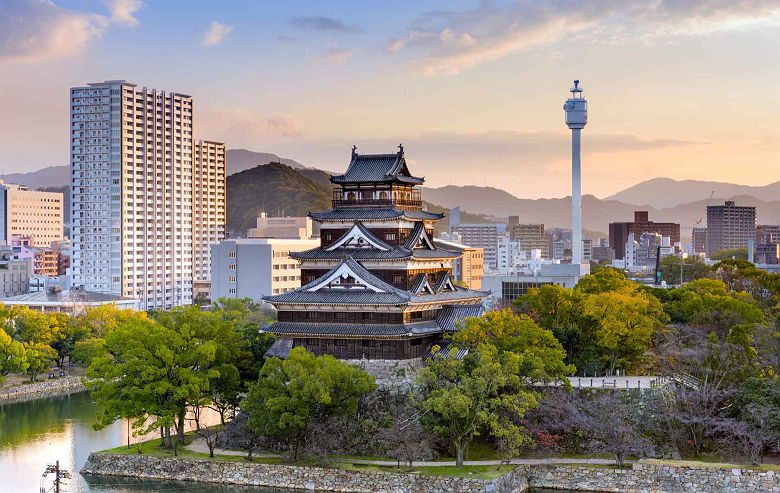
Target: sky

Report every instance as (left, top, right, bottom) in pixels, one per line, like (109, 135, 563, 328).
(1, 0, 780, 199)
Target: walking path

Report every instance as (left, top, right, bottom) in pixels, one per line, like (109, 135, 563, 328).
(184, 436, 621, 466)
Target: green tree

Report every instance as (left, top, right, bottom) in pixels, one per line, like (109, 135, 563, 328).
(451, 309, 574, 383)
(0, 328, 27, 384)
(209, 363, 242, 425)
(575, 267, 636, 295)
(22, 342, 56, 382)
(584, 290, 666, 374)
(515, 284, 589, 363)
(415, 345, 536, 467)
(242, 347, 376, 461)
(663, 279, 765, 331)
(87, 307, 240, 454)
(712, 248, 749, 261)
(659, 255, 711, 285)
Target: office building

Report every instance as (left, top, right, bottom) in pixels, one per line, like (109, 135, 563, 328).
(247, 213, 315, 239)
(0, 181, 63, 247)
(193, 140, 226, 283)
(70, 80, 225, 310)
(609, 211, 680, 260)
(0, 247, 30, 298)
(757, 225, 780, 245)
(451, 223, 506, 270)
(211, 237, 319, 301)
(756, 243, 779, 265)
(13, 245, 59, 277)
(435, 237, 484, 290)
(482, 263, 589, 302)
(511, 223, 552, 259)
(706, 201, 756, 257)
(692, 227, 707, 253)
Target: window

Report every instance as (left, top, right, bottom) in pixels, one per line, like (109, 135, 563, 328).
(228, 252, 236, 258)
(385, 233, 396, 241)
(229, 276, 236, 282)
(228, 288, 236, 294)
(229, 263, 236, 270)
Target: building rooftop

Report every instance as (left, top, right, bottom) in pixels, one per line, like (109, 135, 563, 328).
(1, 289, 135, 304)
(309, 207, 444, 222)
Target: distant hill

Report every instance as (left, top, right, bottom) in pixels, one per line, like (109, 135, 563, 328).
(421, 185, 780, 240)
(226, 149, 309, 176)
(226, 163, 331, 234)
(2, 165, 69, 189)
(605, 178, 780, 209)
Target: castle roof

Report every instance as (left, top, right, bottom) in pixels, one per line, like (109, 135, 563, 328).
(330, 146, 424, 185)
(309, 207, 443, 222)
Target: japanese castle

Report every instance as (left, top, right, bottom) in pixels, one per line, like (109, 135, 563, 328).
(262, 146, 487, 360)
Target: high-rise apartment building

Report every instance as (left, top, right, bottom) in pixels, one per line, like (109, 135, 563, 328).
(0, 181, 63, 247)
(692, 227, 707, 253)
(511, 223, 552, 259)
(706, 201, 756, 257)
(756, 225, 780, 245)
(193, 140, 226, 283)
(609, 211, 680, 260)
(70, 80, 225, 310)
(451, 223, 506, 271)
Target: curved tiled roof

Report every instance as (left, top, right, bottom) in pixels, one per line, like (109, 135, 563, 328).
(264, 256, 410, 305)
(325, 221, 393, 251)
(309, 208, 444, 222)
(436, 304, 485, 332)
(330, 149, 424, 185)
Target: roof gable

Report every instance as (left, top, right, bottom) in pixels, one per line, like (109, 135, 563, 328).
(404, 222, 435, 250)
(433, 272, 457, 293)
(325, 222, 392, 251)
(410, 273, 436, 295)
(303, 256, 403, 295)
(331, 146, 424, 184)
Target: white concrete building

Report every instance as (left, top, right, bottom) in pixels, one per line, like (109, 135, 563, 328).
(193, 140, 226, 283)
(70, 80, 225, 310)
(0, 181, 63, 247)
(482, 263, 590, 304)
(210, 238, 319, 301)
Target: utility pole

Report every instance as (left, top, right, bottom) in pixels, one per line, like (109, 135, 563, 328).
(41, 460, 70, 493)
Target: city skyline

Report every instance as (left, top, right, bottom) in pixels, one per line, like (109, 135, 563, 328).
(2, 1, 780, 198)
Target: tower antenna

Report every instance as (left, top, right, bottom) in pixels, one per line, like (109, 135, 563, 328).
(563, 79, 588, 265)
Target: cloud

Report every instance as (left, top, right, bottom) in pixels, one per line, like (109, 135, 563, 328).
(323, 48, 353, 64)
(289, 16, 361, 33)
(267, 115, 303, 138)
(202, 21, 233, 46)
(0, 0, 109, 63)
(392, 0, 780, 74)
(104, 0, 142, 27)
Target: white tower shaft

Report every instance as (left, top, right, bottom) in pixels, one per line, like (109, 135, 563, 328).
(571, 128, 582, 265)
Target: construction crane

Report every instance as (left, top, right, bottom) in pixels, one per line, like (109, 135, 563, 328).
(693, 190, 715, 227)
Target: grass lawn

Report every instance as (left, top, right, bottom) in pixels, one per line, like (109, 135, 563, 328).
(337, 462, 515, 479)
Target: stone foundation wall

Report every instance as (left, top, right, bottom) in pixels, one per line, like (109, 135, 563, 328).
(0, 376, 86, 402)
(343, 358, 423, 391)
(82, 454, 526, 493)
(81, 454, 779, 493)
(528, 463, 777, 492)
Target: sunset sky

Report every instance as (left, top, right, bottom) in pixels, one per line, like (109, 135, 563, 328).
(1, 0, 779, 198)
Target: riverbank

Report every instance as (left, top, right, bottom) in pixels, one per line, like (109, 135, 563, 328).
(82, 453, 779, 492)
(0, 376, 87, 402)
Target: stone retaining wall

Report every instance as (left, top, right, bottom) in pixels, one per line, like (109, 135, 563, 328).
(81, 454, 779, 493)
(0, 376, 86, 401)
(82, 454, 526, 493)
(343, 358, 423, 391)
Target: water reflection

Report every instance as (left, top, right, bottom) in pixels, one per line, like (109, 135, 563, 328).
(0, 391, 265, 492)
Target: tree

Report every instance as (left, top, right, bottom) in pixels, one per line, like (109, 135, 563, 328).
(712, 248, 749, 261)
(71, 305, 148, 338)
(379, 419, 435, 471)
(584, 290, 666, 374)
(0, 328, 27, 384)
(663, 279, 765, 332)
(234, 321, 275, 384)
(659, 255, 711, 285)
(713, 259, 779, 306)
(241, 347, 376, 462)
(575, 267, 636, 295)
(209, 363, 242, 425)
(22, 342, 56, 382)
(451, 309, 574, 383)
(87, 307, 240, 454)
(415, 345, 536, 467)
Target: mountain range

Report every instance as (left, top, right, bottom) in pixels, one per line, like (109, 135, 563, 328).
(5, 150, 778, 241)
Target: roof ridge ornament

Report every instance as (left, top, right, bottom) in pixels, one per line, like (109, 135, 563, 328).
(351, 145, 358, 159)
